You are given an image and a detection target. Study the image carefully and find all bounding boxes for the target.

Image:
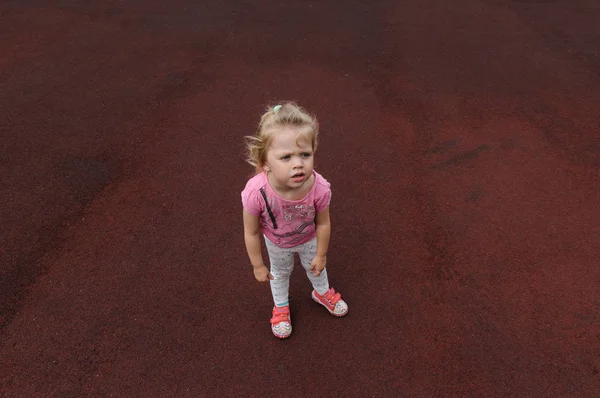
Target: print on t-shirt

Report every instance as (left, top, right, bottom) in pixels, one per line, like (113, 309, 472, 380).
(272, 204, 316, 245)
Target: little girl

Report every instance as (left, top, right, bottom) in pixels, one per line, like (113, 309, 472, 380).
(241, 102, 348, 339)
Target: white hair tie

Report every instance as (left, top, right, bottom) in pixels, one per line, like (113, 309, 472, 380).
(273, 105, 282, 113)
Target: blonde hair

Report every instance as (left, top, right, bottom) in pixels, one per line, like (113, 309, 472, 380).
(244, 102, 319, 169)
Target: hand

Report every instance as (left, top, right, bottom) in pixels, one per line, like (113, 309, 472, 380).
(310, 255, 326, 276)
(253, 265, 274, 282)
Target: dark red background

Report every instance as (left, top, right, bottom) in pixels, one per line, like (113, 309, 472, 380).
(1, 0, 599, 396)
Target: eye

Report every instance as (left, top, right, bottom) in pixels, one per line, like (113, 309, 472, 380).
(301, 152, 312, 158)
(280, 155, 291, 160)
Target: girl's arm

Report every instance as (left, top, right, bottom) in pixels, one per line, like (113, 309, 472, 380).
(311, 207, 331, 276)
(243, 209, 273, 281)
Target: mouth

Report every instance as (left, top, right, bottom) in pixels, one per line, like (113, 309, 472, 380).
(291, 172, 305, 182)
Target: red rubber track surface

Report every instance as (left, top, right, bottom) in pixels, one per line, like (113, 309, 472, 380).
(1, 0, 599, 396)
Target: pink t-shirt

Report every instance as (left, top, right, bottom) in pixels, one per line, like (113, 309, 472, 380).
(241, 170, 331, 248)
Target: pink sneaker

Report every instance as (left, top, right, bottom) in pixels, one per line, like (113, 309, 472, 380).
(311, 288, 348, 317)
(270, 306, 292, 339)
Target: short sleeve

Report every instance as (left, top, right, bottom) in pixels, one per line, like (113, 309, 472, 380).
(241, 187, 263, 216)
(314, 183, 332, 213)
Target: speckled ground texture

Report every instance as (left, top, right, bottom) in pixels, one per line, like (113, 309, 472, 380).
(1, 0, 599, 396)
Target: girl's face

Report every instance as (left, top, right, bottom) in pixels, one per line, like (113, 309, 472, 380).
(264, 126, 314, 193)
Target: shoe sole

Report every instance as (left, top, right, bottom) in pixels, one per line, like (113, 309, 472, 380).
(272, 330, 291, 339)
(311, 291, 348, 317)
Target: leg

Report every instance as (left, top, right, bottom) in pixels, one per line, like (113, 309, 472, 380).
(297, 238, 330, 295)
(264, 236, 294, 307)
(298, 238, 349, 317)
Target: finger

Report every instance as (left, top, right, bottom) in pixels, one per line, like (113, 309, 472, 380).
(268, 273, 274, 280)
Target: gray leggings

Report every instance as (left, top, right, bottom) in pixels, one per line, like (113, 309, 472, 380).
(264, 236, 330, 307)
